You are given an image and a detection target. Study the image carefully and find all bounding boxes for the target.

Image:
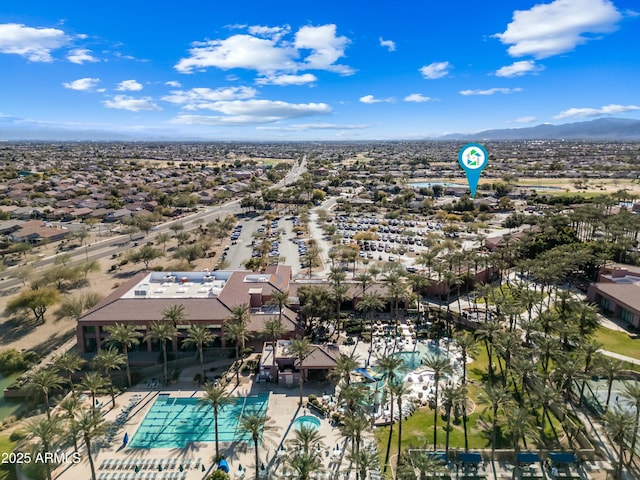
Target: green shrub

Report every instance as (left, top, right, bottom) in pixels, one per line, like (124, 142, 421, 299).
(0, 349, 37, 375)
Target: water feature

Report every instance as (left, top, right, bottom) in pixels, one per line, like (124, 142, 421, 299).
(294, 415, 320, 431)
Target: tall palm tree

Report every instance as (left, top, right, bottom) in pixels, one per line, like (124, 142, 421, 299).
(422, 354, 454, 449)
(53, 351, 85, 393)
(534, 383, 562, 442)
(199, 381, 233, 461)
(338, 383, 369, 416)
(183, 324, 216, 380)
(389, 381, 412, 459)
(376, 355, 404, 385)
(475, 320, 501, 379)
(603, 406, 636, 480)
(356, 293, 385, 364)
(453, 331, 478, 385)
(93, 347, 126, 407)
(623, 381, 640, 466)
(578, 338, 603, 406)
(596, 356, 625, 413)
(58, 393, 82, 452)
(341, 411, 370, 459)
(408, 452, 447, 479)
(144, 320, 178, 384)
(347, 447, 379, 480)
(104, 322, 142, 387)
(229, 303, 250, 325)
(80, 371, 108, 411)
(480, 383, 512, 460)
(77, 408, 111, 480)
(162, 303, 187, 327)
(290, 337, 312, 406)
(290, 423, 325, 454)
(287, 452, 322, 480)
(441, 384, 466, 456)
(330, 353, 360, 387)
(238, 410, 275, 480)
(28, 368, 65, 419)
(267, 289, 290, 326)
(25, 417, 62, 480)
(261, 318, 287, 369)
(503, 406, 536, 476)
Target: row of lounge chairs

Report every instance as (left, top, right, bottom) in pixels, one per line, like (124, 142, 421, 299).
(99, 457, 202, 471)
(97, 472, 188, 480)
(105, 395, 143, 443)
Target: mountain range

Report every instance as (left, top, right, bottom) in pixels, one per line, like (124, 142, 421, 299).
(439, 118, 640, 141)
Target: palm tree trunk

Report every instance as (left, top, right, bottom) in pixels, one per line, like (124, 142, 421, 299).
(86, 438, 97, 480)
(199, 345, 205, 379)
(124, 345, 132, 387)
(445, 406, 452, 457)
(491, 407, 498, 460)
(109, 373, 116, 407)
(298, 363, 305, 406)
(254, 438, 260, 480)
(162, 343, 168, 384)
(214, 408, 220, 460)
(43, 441, 52, 480)
(397, 396, 403, 460)
(433, 382, 440, 450)
(383, 393, 394, 473)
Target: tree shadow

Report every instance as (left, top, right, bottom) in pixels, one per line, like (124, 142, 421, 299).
(0, 314, 37, 343)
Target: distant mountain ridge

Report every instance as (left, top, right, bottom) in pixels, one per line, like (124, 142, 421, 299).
(439, 118, 640, 140)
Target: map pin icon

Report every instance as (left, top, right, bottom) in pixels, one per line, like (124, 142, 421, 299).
(458, 143, 488, 198)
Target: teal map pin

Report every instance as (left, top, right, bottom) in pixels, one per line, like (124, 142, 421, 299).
(458, 143, 488, 198)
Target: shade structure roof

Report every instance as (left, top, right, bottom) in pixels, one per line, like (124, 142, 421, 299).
(459, 452, 482, 465)
(518, 452, 540, 464)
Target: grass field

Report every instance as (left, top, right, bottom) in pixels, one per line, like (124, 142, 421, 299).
(594, 325, 640, 360)
(0, 435, 17, 480)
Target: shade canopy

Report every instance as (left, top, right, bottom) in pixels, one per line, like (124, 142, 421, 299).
(549, 452, 576, 464)
(518, 452, 540, 464)
(459, 452, 482, 465)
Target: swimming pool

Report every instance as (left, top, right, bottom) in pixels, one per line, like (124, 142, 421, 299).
(129, 393, 270, 449)
(294, 415, 320, 431)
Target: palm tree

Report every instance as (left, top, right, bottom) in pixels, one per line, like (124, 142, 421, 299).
(356, 293, 385, 363)
(422, 354, 454, 449)
(80, 371, 107, 411)
(347, 447, 379, 480)
(596, 356, 625, 412)
(338, 383, 369, 416)
(77, 408, 111, 480)
(389, 381, 412, 459)
(503, 406, 536, 476)
(183, 324, 216, 380)
(267, 289, 290, 325)
(623, 381, 640, 466)
(408, 452, 448, 479)
(93, 347, 126, 407)
(290, 423, 325, 454)
(104, 322, 142, 387)
(376, 354, 404, 385)
(578, 338, 603, 406)
(454, 330, 478, 385)
(534, 383, 562, 442)
(238, 410, 275, 480)
(53, 351, 85, 393)
(229, 303, 250, 325)
(261, 318, 287, 370)
(199, 381, 233, 461)
(441, 384, 466, 456)
(28, 368, 64, 419)
(480, 383, 512, 460)
(144, 320, 178, 384)
(25, 417, 62, 480)
(603, 406, 636, 480)
(287, 451, 322, 480)
(475, 320, 501, 379)
(162, 303, 186, 327)
(290, 337, 312, 406)
(224, 320, 252, 360)
(330, 353, 360, 387)
(58, 393, 82, 452)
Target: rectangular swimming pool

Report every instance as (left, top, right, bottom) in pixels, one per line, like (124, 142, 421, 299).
(129, 393, 269, 449)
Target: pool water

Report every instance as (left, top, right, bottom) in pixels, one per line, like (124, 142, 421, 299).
(129, 393, 269, 449)
(294, 415, 320, 431)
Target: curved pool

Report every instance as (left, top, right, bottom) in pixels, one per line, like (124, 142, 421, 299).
(294, 415, 321, 431)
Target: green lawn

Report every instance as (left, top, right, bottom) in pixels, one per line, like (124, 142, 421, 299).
(594, 326, 640, 360)
(0, 435, 17, 480)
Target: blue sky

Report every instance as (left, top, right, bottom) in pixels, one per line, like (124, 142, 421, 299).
(1, 0, 638, 140)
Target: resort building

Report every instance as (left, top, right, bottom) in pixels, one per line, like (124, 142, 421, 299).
(76, 265, 301, 353)
(259, 339, 340, 385)
(587, 264, 640, 328)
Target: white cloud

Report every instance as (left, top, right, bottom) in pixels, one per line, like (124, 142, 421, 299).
(514, 116, 538, 123)
(175, 24, 353, 77)
(459, 87, 523, 95)
(495, 0, 623, 59)
(379, 37, 396, 52)
(255, 73, 317, 86)
(66, 48, 98, 64)
(404, 93, 432, 103)
(359, 95, 394, 104)
(248, 25, 291, 41)
(258, 123, 369, 132)
(419, 61, 451, 79)
(0, 23, 69, 62)
(554, 104, 640, 119)
(165, 81, 181, 88)
(62, 77, 101, 91)
(162, 86, 257, 108)
(294, 24, 353, 75)
(103, 95, 162, 112)
(170, 99, 331, 125)
(116, 80, 144, 91)
(495, 60, 543, 77)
